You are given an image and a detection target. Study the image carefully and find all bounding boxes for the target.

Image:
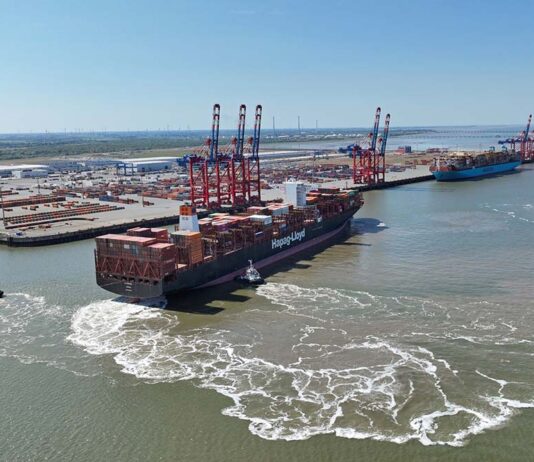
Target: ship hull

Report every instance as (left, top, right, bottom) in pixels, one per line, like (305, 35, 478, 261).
(96, 207, 359, 298)
(432, 161, 521, 181)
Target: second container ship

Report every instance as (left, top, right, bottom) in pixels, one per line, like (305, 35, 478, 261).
(430, 149, 521, 181)
(94, 183, 363, 298)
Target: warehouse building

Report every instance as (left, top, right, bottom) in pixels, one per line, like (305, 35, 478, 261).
(0, 164, 49, 178)
(116, 157, 178, 175)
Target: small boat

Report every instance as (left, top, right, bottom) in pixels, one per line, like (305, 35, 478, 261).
(235, 260, 265, 286)
(0, 290, 4, 298)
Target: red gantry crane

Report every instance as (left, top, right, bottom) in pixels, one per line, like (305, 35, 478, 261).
(374, 113, 390, 183)
(353, 107, 380, 184)
(246, 105, 262, 204)
(209, 104, 235, 208)
(230, 104, 248, 205)
(498, 114, 533, 162)
(353, 107, 391, 185)
(188, 103, 263, 209)
(520, 114, 533, 161)
(188, 105, 217, 207)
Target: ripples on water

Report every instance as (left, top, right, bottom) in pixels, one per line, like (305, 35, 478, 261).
(4, 279, 533, 447)
(1, 180, 533, 448)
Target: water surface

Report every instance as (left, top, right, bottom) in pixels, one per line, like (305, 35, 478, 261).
(1, 165, 533, 461)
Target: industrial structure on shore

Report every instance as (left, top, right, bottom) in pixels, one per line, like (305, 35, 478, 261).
(352, 107, 391, 185)
(2, 105, 534, 249)
(188, 104, 263, 209)
(499, 114, 534, 162)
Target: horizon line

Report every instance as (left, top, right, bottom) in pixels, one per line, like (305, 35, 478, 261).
(0, 123, 527, 137)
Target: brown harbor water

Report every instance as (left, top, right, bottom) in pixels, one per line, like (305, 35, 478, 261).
(1, 165, 534, 461)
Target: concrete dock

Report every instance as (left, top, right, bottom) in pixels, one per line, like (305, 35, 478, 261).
(0, 163, 434, 247)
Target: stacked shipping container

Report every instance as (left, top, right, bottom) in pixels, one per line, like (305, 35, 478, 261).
(95, 190, 362, 286)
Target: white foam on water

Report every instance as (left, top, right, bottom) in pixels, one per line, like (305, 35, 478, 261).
(0, 292, 98, 375)
(0, 292, 60, 351)
(66, 283, 534, 446)
(484, 203, 534, 225)
(501, 322, 517, 332)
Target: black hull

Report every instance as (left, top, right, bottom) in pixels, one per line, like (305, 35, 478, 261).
(96, 206, 359, 298)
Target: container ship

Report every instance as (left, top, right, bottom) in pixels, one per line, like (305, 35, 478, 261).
(430, 149, 521, 181)
(94, 184, 363, 298)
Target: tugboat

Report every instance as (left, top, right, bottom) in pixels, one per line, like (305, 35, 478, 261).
(235, 260, 265, 286)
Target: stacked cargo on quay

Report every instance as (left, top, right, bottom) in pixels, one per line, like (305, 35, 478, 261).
(430, 149, 521, 181)
(95, 183, 363, 298)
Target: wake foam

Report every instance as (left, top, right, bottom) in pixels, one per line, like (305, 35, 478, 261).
(483, 203, 534, 224)
(67, 284, 534, 446)
(0, 292, 97, 375)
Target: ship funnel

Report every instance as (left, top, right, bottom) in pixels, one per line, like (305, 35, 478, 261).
(179, 205, 200, 232)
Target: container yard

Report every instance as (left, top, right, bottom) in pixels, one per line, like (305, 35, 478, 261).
(0, 145, 478, 246)
(0, 170, 188, 243)
(0, 145, 511, 247)
(1, 108, 532, 247)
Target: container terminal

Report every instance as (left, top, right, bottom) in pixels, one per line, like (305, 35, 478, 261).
(92, 106, 533, 297)
(0, 108, 533, 247)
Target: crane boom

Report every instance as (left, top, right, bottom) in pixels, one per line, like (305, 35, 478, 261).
(235, 104, 247, 159)
(379, 114, 391, 156)
(252, 105, 262, 159)
(371, 107, 381, 151)
(524, 114, 532, 143)
(209, 103, 221, 162)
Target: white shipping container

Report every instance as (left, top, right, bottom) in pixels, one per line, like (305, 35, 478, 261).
(269, 206, 289, 216)
(249, 214, 273, 225)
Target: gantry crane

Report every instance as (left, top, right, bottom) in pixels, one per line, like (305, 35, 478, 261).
(247, 105, 263, 204)
(230, 104, 248, 205)
(374, 113, 390, 183)
(354, 107, 381, 184)
(353, 108, 392, 185)
(498, 114, 533, 162)
(188, 104, 263, 208)
(521, 114, 532, 161)
(188, 106, 218, 207)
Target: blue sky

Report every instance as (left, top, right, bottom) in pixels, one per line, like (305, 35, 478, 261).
(0, 0, 532, 132)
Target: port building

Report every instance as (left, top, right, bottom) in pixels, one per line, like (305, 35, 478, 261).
(0, 164, 49, 178)
(116, 157, 178, 175)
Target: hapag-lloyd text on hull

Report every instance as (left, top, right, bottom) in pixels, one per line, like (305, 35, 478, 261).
(272, 229, 306, 250)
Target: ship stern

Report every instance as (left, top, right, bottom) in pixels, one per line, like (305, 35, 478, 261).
(96, 274, 164, 298)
